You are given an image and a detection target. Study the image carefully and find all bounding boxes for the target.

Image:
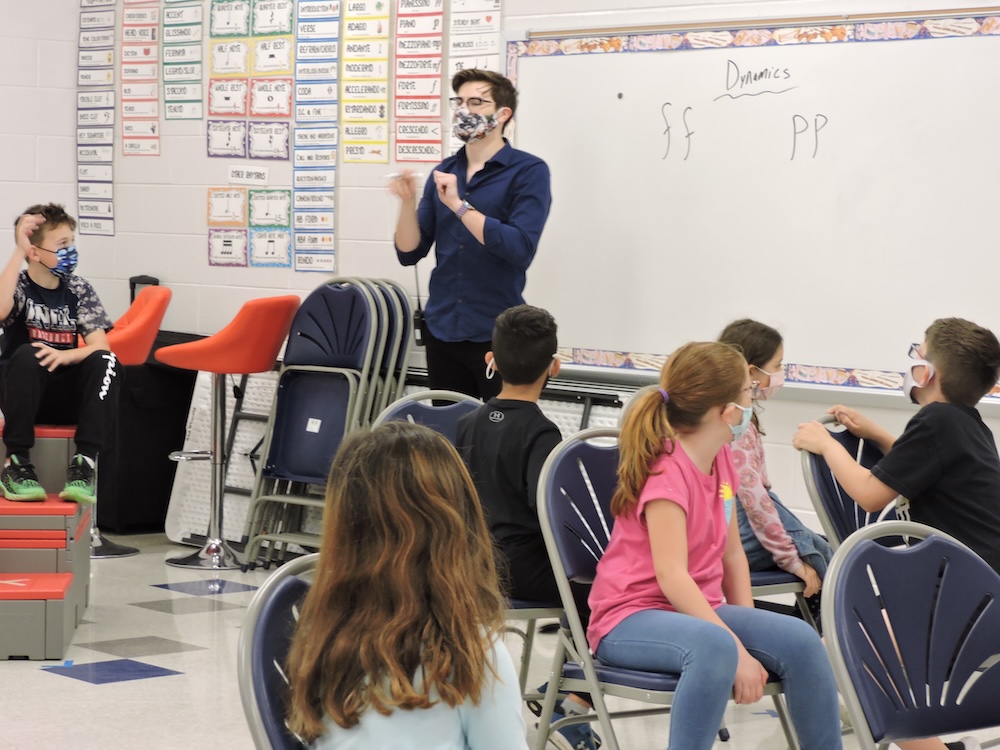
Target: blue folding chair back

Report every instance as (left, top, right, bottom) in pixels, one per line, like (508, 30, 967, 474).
(802, 414, 897, 549)
(264, 367, 356, 484)
(372, 390, 480, 445)
(823, 521, 1000, 749)
(238, 553, 318, 750)
(283, 280, 376, 370)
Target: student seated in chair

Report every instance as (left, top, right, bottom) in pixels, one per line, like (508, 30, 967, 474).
(793, 317, 1000, 750)
(0, 204, 119, 504)
(285, 422, 528, 749)
(455, 304, 597, 750)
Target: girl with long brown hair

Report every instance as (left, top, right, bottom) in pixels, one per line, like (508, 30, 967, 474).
(286, 421, 528, 749)
(587, 342, 841, 750)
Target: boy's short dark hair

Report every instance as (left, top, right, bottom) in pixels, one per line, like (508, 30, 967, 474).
(925, 317, 1000, 407)
(492, 305, 557, 385)
(452, 68, 517, 119)
(17, 203, 77, 247)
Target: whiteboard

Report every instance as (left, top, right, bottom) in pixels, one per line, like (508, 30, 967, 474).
(514, 25, 1000, 374)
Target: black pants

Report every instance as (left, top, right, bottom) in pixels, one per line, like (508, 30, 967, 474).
(0, 345, 122, 459)
(423, 326, 502, 400)
(502, 537, 592, 630)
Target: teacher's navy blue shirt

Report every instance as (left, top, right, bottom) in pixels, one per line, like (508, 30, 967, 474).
(395, 140, 551, 343)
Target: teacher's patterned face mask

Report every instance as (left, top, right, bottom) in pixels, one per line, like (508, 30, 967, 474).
(452, 108, 499, 142)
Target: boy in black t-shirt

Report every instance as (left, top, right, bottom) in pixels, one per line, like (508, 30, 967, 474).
(0, 204, 119, 504)
(794, 319, 1000, 750)
(793, 317, 1000, 577)
(456, 305, 596, 750)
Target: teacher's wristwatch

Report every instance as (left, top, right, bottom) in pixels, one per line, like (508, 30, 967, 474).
(455, 199, 475, 218)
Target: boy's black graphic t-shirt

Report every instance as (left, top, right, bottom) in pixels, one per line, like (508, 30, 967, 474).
(0, 271, 112, 359)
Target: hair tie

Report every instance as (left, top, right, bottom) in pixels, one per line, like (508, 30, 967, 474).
(657, 388, 670, 404)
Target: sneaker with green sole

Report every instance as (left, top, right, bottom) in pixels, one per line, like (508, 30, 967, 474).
(59, 454, 96, 505)
(1, 455, 47, 501)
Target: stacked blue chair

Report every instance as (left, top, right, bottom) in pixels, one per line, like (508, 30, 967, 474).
(242, 278, 414, 569)
(372, 390, 480, 445)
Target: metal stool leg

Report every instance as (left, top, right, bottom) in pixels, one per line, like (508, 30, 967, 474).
(80, 454, 139, 559)
(167, 372, 239, 570)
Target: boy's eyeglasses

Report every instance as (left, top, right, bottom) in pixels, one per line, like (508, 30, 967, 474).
(908, 343, 924, 360)
(449, 96, 493, 110)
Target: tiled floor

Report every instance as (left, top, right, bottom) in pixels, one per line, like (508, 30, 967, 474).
(4, 533, 997, 750)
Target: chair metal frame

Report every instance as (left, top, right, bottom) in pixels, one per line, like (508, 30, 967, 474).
(238, 553, 318, 750)
(535, 427, 798, 750)
(801, 414, 898, 551)
(823, 520, 1000, 750)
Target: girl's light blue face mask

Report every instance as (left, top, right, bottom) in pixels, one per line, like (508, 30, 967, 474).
(35, 245, 79, 280)
(727, 402, 753, 440)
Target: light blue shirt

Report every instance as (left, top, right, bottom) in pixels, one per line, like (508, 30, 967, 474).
(311, 639, 528, 750)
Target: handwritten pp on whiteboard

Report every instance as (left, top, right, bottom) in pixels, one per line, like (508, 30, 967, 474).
(516, 35, 1000, 373)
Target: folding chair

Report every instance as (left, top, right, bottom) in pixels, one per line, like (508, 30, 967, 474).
(238, 552, 318, 750)
(243, 280, 378, 569)
(372, 390, 480, 445)
(380, 278, 414, 404)
(536, 427, 798, 750)
(801, 414, 898, 550)
(823, 520, 1000, 750)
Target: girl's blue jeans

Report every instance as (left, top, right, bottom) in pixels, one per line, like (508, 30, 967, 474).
(594, 605, 842, 750)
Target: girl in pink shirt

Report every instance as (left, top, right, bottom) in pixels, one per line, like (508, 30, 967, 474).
(587, 342, 841, 750)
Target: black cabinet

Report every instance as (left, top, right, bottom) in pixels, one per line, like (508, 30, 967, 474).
(96, 340, 198, 533)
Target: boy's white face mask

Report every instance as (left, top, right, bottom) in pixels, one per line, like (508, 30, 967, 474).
(903, 359, 934, 404)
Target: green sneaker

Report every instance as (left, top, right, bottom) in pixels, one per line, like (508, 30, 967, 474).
(59, 454, 96, 505)
(0, 455, 47, 501)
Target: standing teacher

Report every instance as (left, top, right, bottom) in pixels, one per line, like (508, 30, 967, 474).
(390, 68, 552, 400)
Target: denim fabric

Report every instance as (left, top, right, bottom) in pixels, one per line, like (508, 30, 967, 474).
(595, 606, 842, 750)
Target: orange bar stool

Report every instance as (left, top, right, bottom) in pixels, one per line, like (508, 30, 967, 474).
(155, 296, 300, 570)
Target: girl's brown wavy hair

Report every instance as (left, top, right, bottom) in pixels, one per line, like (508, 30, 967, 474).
(613, 342, 747, 517)
(285, 421, 505, 740)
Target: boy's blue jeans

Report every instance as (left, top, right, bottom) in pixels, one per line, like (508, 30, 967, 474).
(595, 606, 842, 750)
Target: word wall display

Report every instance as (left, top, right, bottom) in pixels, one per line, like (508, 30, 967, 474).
(293, 0, 340, 273)
(78, 1, 117, 236)
(78, 0, 505, 264)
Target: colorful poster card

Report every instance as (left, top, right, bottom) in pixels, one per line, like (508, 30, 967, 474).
(252, 0, 294, 35)
(293, 251, 336, 272)
(249, 228, 293, 266)
(253, 36, 294, 74)
(248, 121, 291, 159)
(249, 77, 293, 117)
(208, 228, 249, 265)
(248, 189, 292, 227)
(209, 78, 250, 115)
(207, 187, 249, 225)
(207, 120, 249, 157)
(210, 0, 251, 37)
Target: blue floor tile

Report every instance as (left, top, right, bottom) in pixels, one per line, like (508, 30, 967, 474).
(42, 659, 182, 685)
(152, 579, 258, 596)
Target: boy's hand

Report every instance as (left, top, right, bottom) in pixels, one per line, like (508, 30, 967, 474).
(32, 343, 77, 372)
(792, 421, 834, 455)
(15, 214, 45, 254)
(827, 404, 875, 438)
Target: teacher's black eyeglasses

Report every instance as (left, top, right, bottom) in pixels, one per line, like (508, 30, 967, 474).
(449, 96, 493, 110)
